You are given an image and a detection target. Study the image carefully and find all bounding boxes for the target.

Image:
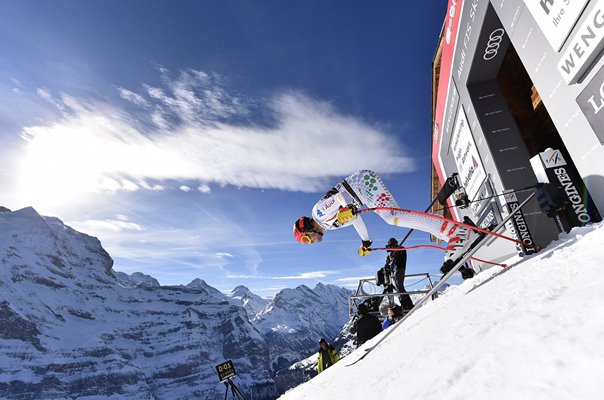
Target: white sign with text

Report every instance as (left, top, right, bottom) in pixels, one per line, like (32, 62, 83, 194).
(450, 106, 486, 200)
(523, 0, 589, 51)
(558, 1, 604, 84)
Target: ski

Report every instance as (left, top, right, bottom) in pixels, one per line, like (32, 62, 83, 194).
(345, 192, 537, 366)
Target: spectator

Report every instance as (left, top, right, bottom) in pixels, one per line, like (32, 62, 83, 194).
(317, 338, 339, 373)
(350, 303, 382, 348)
(385, 238, 414, 312)
(382, 307, 397, 330)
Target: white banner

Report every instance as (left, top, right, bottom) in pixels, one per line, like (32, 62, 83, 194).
(523, 0, 589, 51)
(558, 1, 604, 84)
(450, 106, 486, 200)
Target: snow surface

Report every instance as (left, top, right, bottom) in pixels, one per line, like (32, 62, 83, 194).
(279, 222, 604, 400)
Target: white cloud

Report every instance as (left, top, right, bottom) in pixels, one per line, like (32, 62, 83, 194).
(227, 270, 340, 280)
(117, 87, 150, 108)
(179, 185, 191, 192)
(73, 219, 145, 233)
(335, 276, 374, 283)
(198, 184, 211, 194)
(16, 69, 416, 207)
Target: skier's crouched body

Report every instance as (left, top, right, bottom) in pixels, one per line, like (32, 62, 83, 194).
(350, 303, 381, 348)
(293, 170, 476, 271)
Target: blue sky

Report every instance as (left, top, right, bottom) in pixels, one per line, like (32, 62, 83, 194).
(0, 1, 452, 297)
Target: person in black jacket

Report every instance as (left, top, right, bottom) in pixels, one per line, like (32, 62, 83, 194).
(385, 238, 414, 312)
(350, 303, 382, 348)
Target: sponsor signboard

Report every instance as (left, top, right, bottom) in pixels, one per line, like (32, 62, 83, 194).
(558, 2, 604, 84)
(442, 83, 460, 147)
(450, 106, 487, 201)
(523, 0, 590, 51)
(537, 149, 602, 225)
(467, 3, 510, 85)
(470, 178, 494, 217)
(433, 0, 465, 185)
(477, 202, 500, 230)
(502, 191, 539, 256)
(576, 61, 604, 144)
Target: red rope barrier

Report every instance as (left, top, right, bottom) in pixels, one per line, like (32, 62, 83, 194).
(359, 206, 541, 251)
(372, 246, 508, 267)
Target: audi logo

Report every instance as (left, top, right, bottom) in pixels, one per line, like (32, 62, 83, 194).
(483, 28, 505, 61)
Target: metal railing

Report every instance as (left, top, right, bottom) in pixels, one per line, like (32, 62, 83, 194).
(348, 273, 436, 318)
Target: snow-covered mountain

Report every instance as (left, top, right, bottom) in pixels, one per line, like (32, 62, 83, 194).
(252, 283, 350, 378)
(115, 271, 160, 288)
(280, 222, 604, 400)
(0, 207, 354, 399)
(0, 207, 278, 400)
(223, 282, 351, 393)
(227, 285, 271, 317)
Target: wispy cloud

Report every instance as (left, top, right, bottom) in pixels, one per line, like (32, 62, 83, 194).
(15, 68, 415, 207)
(116, 87, 150, 108)
(226, 270, 340, 280)
(335, 276, 374, 283)
(76, 218, 145, 233)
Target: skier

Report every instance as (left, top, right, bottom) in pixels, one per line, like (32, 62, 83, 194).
(317, 338, 339, 373)
(293, 170, 475, 267)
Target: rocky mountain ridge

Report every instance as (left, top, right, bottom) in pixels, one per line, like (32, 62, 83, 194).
(0, 207, 351, 399)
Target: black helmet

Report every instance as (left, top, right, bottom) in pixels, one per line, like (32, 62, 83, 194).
(357, 303, 368, 315)
(386, 238, 398, 249)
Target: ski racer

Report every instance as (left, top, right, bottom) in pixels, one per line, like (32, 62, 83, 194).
(292, 170, 475, 267)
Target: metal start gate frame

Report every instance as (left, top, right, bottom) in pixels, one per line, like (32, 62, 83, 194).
(348, 273, 436, 318)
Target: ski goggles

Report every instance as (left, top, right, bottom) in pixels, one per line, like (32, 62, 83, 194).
(294, 217, 322, 244)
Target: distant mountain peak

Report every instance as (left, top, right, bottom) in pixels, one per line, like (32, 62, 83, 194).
(187, 278, 209, 287)
(115, 271, 160, 288)
(227, 285, 270, 318)
(231, 285, 250, 296)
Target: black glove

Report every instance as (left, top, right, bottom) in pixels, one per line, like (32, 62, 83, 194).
(460, 266, 476, 280)
(440, 259, 454, 275)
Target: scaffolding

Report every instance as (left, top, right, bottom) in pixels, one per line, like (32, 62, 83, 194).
(348, 273, 437, 319)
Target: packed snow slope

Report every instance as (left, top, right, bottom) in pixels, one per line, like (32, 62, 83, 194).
(280, 222, 604, 400)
